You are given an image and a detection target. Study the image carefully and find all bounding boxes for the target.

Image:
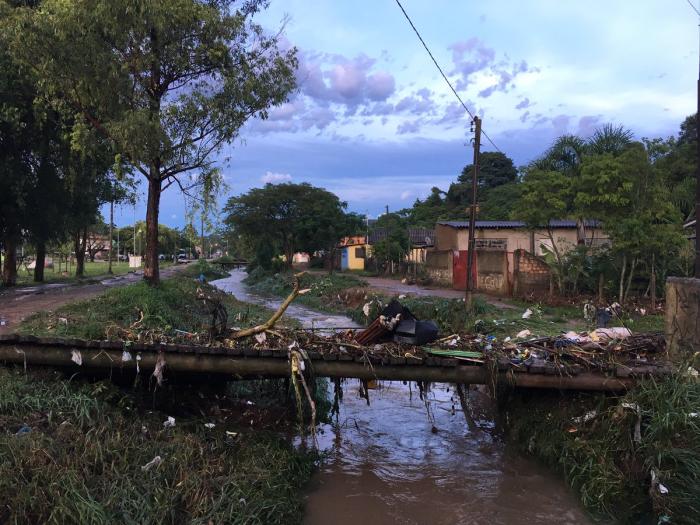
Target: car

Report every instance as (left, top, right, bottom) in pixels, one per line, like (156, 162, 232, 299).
(158, 254, 166, 261)
(117, 254, 128, 262)
(177, 253, 188, 262)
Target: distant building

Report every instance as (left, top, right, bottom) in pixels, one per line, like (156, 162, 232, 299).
(337, 236, 368, 271)
(426, 220, 607, 295)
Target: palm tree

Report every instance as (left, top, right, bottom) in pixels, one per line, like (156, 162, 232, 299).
(587, 124, 633, 156)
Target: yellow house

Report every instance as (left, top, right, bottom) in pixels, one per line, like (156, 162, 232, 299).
(337, 236, 368, 271)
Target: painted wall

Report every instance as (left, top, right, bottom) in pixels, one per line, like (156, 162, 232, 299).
(340, 245, 366, 271)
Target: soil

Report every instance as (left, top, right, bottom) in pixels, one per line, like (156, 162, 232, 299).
(0, 264, 188, 334)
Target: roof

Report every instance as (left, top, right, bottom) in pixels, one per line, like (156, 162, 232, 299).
(367, 227, 435, 246)
(437, 219, 601, 230)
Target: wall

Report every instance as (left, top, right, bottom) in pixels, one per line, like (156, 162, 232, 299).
(425, 249, 452, 286)
(347, 245, 366, 271)
(665, 277, 700, 354)
(513, 249, 551, 296)
(476, 250, 510, 295)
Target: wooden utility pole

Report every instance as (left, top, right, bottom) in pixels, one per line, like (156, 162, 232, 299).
(696, 35, 700, 278)
(107, 197, 114, 274)
(466, 116, 481, 309)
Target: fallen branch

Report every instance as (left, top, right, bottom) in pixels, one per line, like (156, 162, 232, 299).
(229, 272, 308, 339)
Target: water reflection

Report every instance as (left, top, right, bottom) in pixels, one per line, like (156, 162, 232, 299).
(211, 270, 592, 525)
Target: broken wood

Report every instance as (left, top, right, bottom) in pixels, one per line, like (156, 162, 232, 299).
(229, 272, 308, 339)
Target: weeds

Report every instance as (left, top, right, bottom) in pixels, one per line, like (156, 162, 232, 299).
(502, 370, 700, 524)
(0, 368, 317, 524)
(17, 276, 277, 339)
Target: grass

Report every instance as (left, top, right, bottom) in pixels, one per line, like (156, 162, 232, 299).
(18, 269, 282, 340)
(0, 367, 317, 524)
(5, 260, 174, 287)
(502, 371, 700, 524)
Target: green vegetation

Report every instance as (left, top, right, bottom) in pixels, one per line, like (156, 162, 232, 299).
(6, 260, 173, 287)
(503, 372, 700, 524)
(0, 367, 317, 524)
(224, 182, 364, 271)
(18, 272, 277, 340)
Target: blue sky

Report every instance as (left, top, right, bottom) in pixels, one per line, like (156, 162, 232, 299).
(112, 0, 699, 228)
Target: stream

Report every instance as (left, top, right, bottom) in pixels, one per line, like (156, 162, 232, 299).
(211, 270, 593, 525)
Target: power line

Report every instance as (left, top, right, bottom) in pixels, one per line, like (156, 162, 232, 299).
(393, 0, 503, 153)
(685, 0, 700, 17)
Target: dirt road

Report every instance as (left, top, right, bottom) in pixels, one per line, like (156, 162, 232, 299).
(0, 265, 187, 334)
(345, 274, 517, 310)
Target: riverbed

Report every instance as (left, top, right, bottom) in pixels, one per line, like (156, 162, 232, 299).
(211, 270, 593, 525)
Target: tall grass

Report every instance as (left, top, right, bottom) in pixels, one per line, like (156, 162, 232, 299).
(502, 371, 700, 524)
(0, 368, 317, 524)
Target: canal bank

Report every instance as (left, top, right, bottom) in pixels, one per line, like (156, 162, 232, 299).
(211, 270, 593, 525)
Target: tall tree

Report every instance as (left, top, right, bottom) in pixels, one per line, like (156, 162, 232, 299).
(224, 183, 359, 270)
(14, 0, 297, 284)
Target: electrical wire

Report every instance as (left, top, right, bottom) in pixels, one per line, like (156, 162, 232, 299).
(685, 0, 700, 17)
(393, 0, 503, 153)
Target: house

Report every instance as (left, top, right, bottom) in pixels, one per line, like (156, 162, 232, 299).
(367, 227, 435, 264)
(426, 220, 606, 295)
(337, 235, 368, 271)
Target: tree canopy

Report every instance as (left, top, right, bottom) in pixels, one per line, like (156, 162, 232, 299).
(11, 0, 298, 284)
(223, 183, 363, 270)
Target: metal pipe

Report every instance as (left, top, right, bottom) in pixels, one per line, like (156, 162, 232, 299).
(0, 344, 633, 391)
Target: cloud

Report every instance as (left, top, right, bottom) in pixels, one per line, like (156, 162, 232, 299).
(298, 52, 396, 108)
(261, 171, 292, 184)
(576, 115, 603, 137)
(400, 190, 411, 200)
(515, 97, 532, 110)
(448, 38, 535, 98)
(397, 119, 423, 135)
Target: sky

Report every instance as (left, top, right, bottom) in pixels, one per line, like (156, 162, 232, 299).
(112, 0, 700, 228)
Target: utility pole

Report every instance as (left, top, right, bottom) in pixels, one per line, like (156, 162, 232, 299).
(696, 13, 700, 278)
(466, 116, 481, 310)
(107, 196, 114, 274)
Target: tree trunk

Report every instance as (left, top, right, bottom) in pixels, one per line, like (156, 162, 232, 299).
(108, 199, 113, 274)
(624, 258, 637, 304)
(143, 175, 161, 285)
(598, 273, 605, 304)
(34, 242, 46, 282)
(74, 229, 86, 277)
(650, 254, 656, 310)
(2, 236, 18, 287)
(618, 254, 627, 304)
(327, 247, 335, 275)
(547, 229, 564, 293)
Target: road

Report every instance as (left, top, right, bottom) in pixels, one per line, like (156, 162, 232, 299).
(0, 264, 188, 334)
(335, 273, 517, 310)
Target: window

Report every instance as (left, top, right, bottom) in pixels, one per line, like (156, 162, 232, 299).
(475, 238, 507, 250)
(355, 247, 366, 259)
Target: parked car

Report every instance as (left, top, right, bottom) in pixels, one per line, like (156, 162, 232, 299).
(118, 254, 128, 262)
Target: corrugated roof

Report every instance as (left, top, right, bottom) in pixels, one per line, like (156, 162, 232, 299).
(367, 228, 435, 246)
(437, 219, 600, 229)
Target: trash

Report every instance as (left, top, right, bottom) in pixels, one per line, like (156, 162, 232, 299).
(163, 416, 176, 428)
(141, 455, 163, 471)
(650, 468, 669, 496)
(15, 425, 31, 436)
(515, 329, 531, 339)
(121, 350, 133, 362)
(362, 302, 371, 317)
(71, 350, 82, 366)
(152, 353, 167, 386)
(572, 410, 597, 424)
(593, 327, 632, 341)
(226, 431, 239, 437)
(204, 423, 216, 429)
(522, 308, 533, 319)
(58, 317, 68, 325)
(583, 303, 596, 322)
(254, 332, 267, 344)
(398, 294, 407, 299)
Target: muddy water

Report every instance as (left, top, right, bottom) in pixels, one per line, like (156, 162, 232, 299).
(211, 271, 592, 525)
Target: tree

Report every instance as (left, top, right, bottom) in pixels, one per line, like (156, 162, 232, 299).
(512, 169, 573, 292)
(224, 183, 357, 270)
(446, 151, 518, 209)
(575, 143, 685, 303)
(370, 213, 409, 273)
(14, 0, 297, 284)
